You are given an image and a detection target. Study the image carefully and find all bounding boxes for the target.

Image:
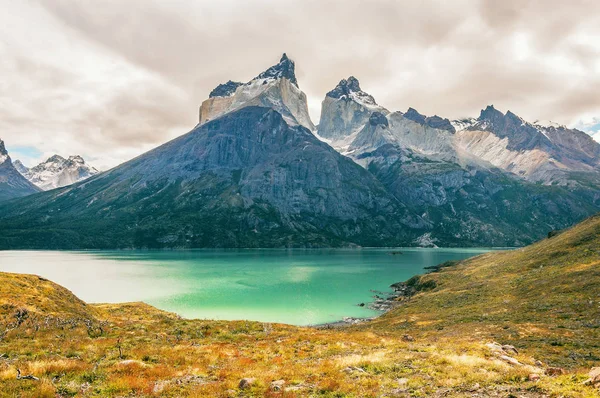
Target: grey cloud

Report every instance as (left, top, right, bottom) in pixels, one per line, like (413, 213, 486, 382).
(2, 0, 599, 168)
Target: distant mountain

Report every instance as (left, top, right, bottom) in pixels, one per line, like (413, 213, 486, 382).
(454, 106, 600, 185)
(0, 106, 423, 249)
(12, 160, 29, 175)
(0, 139, 40, 202)
(17, 155, 99, 190)
(317, 78, 600, 246)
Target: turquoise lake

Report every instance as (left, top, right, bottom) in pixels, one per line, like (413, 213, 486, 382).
(0, 249, 494, 325)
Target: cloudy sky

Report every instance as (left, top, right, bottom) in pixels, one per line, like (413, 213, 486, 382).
(2, 0, 600, 169)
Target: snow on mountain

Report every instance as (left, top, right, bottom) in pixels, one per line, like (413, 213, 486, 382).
(22, 154, 99, 190)
(0, 138, 40, 201)
(199, 53, 315, 131)
(12, 160, 29, 174)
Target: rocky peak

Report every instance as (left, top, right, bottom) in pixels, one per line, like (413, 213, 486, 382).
(209, 80, 243, 98)
(404, 108, 427, 124)
(369, 112, 389, 127)
(478, 105, 504, 123)
(402, 108, 455, 133)
(13, 160, 29, 174)
(326, 76, 378, 106)
(254, 53, 298, 87)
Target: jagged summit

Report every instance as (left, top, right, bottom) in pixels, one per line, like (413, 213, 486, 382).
(404, 108, 426, 124)
(209, 80, 243, 98)
(199, 53, 314, 130)
(402, 108, 455, 133)
(254, 53, 298, 87)
(23, 154, 99, 191)
(478, 104, 504, 122)
(326, 76, 378, 106)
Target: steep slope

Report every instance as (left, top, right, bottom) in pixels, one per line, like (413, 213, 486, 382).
(2, 217, 600, 397)
(199, 53, 315, 130)
(0, 139, 40, 202)
(19, 154, 99, 190)
(316, 77, 389, 151)
(367, 213, 600, 369)
(0, 107, 421, 249)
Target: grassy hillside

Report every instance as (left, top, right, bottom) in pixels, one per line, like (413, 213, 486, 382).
(0, 215, 599, 397)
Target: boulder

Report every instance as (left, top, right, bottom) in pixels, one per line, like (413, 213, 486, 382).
(239, 378, 257, 389)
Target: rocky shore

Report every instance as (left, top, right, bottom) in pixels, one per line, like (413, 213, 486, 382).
(315, 279, 417, 328)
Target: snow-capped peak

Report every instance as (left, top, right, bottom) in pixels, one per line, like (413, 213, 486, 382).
(253, 53, 298, 87)
(199, 53, 315, 130)
(326, 76, 378, 107)
(23, 154, 99, 190)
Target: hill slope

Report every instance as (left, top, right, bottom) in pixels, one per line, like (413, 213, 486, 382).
(1, 215, 599, 396)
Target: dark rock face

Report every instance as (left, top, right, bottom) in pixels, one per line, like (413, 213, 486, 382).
(474, 105, 550, 151)
(255, 53, 298, 87)
(403, 108, 455, 133)
(209, 80, 243, 98)
(403, 108, 426, 124)
(0, 107, 421, 249)
(369, 112, 389, 127)
(360, 144, 598, 247)
(0, 139, 40, 202)
(425, 115, 455, 133)
(326, 76, 363, 100)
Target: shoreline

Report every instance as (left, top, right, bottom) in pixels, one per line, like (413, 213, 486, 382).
(314, 282, 415, 329)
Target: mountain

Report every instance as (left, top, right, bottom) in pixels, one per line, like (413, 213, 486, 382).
(0, 139, 40, 202)
(18, 155, 99, 190)
(0, 106, 423, 249)
(317, 79, 600, 246)
(12, 159, 29, 174)
(316, 76, 389, 151)
(454, 106, 600, 185)
(198, 53, 315, 131)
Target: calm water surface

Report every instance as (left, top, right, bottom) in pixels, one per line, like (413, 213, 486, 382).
(0, 249, 494, 325)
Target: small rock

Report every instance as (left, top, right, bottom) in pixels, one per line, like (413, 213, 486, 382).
(502, 344, 518, 355)
(534, 360, 544, 367)
(499, 355, 521, 366)
(270, 380, 285, 391)
(545, 367, 565, 376)
(583, 367, 600, 386)
(397, 378, 408, 386)
(342, 366, 366, 374)
(402, 334, 415, 342)
(358, 303, 365, 307)
(469, 383, 480, 391)
(528, 373, 540, 382)
(239, 377, 257, 389)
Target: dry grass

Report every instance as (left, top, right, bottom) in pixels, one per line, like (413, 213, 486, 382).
(1, 215, 600, 396)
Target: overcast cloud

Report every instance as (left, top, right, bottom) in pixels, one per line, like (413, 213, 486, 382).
(1, 0, 600, 169)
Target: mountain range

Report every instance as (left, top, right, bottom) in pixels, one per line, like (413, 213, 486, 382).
(0, 54, 599, 249)
(14, 155, 99, 190)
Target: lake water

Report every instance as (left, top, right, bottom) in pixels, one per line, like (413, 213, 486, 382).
(0, 249, 493, 325)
